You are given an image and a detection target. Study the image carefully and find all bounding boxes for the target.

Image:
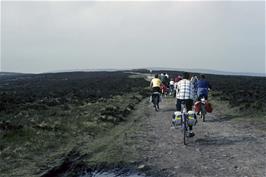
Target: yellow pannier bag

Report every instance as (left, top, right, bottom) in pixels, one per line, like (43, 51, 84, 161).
(174, 111, 182, 125)
(188, 111, 196, 126)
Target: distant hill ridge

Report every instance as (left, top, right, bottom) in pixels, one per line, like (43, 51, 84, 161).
(0, 72, 25, 76)
(1, 68, 265, 77)
(147, 67, 266, 77)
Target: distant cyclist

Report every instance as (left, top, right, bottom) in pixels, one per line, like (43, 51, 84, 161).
(191, 75, 198, 101)
(196, 74, 212, 100)
(161, 73, 169, 88)
(169, 78, 175, 96)
(150, 74, 162, 110)
(174, 74, 183, 83)
(150, 74, 161, 93)
(176, 72, 195, 137)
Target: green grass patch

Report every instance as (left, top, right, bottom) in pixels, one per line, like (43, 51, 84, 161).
(209, 92, 266, 131)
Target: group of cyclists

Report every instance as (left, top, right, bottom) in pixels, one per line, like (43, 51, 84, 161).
(150, 72, 212, 137)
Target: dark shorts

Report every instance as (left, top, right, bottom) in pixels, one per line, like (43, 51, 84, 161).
(152, 87, 161, 93)
(176, 99, 193, 111)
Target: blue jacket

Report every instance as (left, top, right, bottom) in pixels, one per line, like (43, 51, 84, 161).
(197, 80, 211, 96)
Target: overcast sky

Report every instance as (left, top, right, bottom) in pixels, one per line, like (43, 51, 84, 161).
(1, 1, 265, 74)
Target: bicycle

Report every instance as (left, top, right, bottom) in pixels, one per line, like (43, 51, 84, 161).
(181, 101, 189, 145)
(199, 96, 207, 122)
(172, 101, 196, 145)
(169, 85, 175, 96)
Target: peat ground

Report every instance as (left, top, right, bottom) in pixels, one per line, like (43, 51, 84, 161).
(0, 71, 265, 177)
(0, 71, 150, 177)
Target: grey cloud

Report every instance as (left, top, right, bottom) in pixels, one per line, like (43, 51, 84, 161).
(1, 1, 265, 74)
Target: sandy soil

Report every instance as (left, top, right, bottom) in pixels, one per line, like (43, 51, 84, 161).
(132, 97, 266, 177)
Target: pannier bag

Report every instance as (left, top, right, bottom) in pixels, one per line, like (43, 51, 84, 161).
(188, 111, 196, 126)
(205, 102, 213, 113)
(194, 101, 213, 113)
(194, 101, 201, 113)
(173, 111, 182, 125)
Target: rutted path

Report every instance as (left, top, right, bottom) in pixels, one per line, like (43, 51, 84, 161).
(133, 97, 266, 177)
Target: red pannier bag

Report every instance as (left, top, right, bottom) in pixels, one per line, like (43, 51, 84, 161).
(205, 101, 213, 113)
(194, 101, 201, 112)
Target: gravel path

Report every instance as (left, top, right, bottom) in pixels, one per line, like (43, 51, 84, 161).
(134, 97, 266, 177)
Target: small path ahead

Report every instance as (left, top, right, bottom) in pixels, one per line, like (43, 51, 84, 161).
(133, 97, 266, 177)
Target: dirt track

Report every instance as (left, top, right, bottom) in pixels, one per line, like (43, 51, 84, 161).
(132, 97, 266, 177)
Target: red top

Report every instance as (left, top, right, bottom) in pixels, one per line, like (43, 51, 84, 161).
(175, 75, 182, 82)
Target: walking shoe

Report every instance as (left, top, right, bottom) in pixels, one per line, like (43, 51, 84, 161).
(189, 132, 195, 137)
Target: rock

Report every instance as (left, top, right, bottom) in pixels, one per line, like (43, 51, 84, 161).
(107, 116, 115, 121)
(138, 164, 145, 169)
(100, 115, 107, 120)
(174, 166, 179, 169)
(129, 160, 136, 164)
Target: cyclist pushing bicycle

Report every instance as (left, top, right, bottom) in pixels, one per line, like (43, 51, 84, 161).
(175, 72, 196, 137)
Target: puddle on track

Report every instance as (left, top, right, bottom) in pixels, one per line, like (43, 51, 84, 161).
(80, 170, 146, 177)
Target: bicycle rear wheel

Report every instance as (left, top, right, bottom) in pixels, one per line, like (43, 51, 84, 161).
(200, 104, 206, 122)
(202, 113, 206, 122)
(183, 116, 187, 145)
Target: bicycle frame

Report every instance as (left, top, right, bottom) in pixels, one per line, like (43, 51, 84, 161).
(200, 96, 207, 122)
(181, 102, 189, 145)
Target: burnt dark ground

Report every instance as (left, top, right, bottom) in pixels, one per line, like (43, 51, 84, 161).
(0, 71, 148, 113)
(0, 70, 265, 177)
(0, 71, 151, 177)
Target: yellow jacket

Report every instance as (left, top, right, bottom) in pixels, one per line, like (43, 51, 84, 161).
(150, 78, 161, 88)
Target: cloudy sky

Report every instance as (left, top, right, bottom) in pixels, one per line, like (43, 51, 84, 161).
(1, 1, 265, 74)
